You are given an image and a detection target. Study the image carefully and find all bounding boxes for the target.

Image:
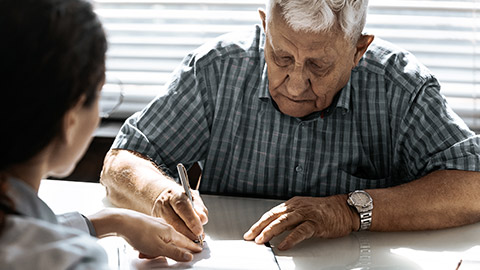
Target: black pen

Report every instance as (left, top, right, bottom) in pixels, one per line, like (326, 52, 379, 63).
(177, 163, 204, 246)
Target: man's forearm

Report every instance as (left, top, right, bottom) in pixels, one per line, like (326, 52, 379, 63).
(368, 170, 480, 231)
(100, 149, 177, 214)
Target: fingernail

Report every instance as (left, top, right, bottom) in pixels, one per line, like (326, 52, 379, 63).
(243, 231, 251, 238)
(255, 235, 264, 243)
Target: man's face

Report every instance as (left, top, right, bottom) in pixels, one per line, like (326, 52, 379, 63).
(262, 7, 358, 118)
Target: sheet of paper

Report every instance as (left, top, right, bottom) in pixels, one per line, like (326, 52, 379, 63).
(97, 195, 283, 269)
(99, 235, 279, 270)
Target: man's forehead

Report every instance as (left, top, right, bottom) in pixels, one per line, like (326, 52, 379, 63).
(268, 31, 339, 61)
(267, 17, 343, 53)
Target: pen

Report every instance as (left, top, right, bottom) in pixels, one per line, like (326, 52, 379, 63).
(177, 163, 204, 246)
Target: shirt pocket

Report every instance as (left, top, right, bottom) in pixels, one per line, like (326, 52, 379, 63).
(338, 169, 392, 191)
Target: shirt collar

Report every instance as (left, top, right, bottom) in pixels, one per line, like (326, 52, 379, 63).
(337, 73, 353, 113)
(258, 63, 270, 100)
(7, 177, 58, 224)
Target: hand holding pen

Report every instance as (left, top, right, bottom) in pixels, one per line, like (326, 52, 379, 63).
(177, 163, 204, 246)
(151, 164, 208, 243)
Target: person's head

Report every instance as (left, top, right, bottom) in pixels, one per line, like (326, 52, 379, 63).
(260, 0, 374, 118)
(0, 0, 107, 179)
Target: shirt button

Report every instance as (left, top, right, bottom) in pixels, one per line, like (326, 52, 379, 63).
(295, 165, 303, 173)
(299, 122, 305, 127)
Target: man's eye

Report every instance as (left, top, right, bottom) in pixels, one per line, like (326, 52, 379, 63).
(308, 61, 329, 74)
(273, 54, 293, 67)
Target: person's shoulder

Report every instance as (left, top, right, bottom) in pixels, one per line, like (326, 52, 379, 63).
(356, 37, 436, 92)
(188, 25, 264, 67)
(0, 215, 108, 269)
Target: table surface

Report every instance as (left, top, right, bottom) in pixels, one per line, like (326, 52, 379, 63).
(38, 179, 480, 270)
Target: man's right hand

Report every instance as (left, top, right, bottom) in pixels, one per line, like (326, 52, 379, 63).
(100, 149, 208, 240)
(152, 185, 208, 240)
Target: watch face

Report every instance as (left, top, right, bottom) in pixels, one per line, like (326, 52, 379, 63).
(351, 191, 371, 207)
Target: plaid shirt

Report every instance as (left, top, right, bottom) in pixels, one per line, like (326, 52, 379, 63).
(112, 25, 480, 199)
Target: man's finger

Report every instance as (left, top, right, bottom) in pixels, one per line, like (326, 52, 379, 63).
(171, 219, 198, 240)
(244, 203, 287, 240)
(169, 226, 204, 253)
(254, 212, 303, 244)
(171, 193, 204, 236)
(154, 200, 198, 240)
(192, 190, 209, 224)
(194, 204, 209, 225)
(277, 221, 316, 250)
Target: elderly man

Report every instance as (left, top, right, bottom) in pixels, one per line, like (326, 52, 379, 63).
(101, 0, 480, 250)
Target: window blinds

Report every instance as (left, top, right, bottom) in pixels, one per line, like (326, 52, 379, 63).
(94, 0, 480, 132)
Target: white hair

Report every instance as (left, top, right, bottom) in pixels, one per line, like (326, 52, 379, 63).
(266, 0, 369, 43)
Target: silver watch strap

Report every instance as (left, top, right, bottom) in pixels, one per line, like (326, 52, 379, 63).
(359, 211, 372, 231)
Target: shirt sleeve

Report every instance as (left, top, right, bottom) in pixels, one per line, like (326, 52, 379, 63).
(1, 216, 109, 270)
(111, 52, 215, 177)
(57, 212, 95, 236)
(395, 77, 480, 180)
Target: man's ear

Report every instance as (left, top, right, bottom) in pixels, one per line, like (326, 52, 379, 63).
(258, 8, 267, 32)
(60, 95, 86, 145)
(353, 34, 375, 67)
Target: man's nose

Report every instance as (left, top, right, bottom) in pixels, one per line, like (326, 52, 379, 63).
(286, 65, 310, 97)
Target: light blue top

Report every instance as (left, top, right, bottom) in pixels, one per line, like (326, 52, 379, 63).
(112, 25, 480, 199)
(0, 178, 109, 270)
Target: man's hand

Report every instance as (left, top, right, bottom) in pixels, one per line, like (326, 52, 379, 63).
(243, 195, 359, 250)
(152, 185, 208, 240)
(100, 149, 209, 240)
(90, 208, 203, 262)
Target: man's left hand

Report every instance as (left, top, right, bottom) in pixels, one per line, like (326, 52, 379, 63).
(243, 195, 359, 250)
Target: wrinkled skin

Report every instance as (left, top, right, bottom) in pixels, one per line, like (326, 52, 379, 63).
(244, 195, 358, 250)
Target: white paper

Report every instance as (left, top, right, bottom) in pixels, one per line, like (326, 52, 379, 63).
(99, 235, 279, 270)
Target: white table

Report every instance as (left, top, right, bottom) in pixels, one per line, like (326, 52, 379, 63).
(39, 180, 480, 270)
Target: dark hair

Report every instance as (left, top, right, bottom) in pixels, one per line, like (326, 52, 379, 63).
(0, 0, 107, 229)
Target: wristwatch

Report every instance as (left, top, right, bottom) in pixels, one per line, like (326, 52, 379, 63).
(347, 190, 373, 231)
